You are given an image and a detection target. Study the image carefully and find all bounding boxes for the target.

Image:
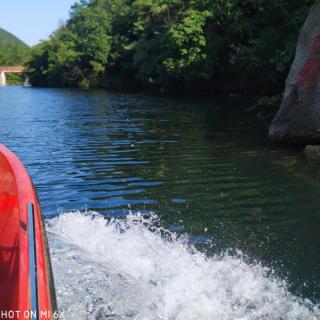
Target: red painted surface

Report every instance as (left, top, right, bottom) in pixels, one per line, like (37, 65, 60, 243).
(0, 145, 54, 319)
(297, 34, 320, 88)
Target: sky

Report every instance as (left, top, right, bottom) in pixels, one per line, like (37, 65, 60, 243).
(0, 0, 78, 46)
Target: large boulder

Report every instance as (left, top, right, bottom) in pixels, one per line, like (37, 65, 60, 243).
(269, 3, 320, 144)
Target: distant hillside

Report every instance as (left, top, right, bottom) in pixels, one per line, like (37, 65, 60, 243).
(0, 28, 30, 65)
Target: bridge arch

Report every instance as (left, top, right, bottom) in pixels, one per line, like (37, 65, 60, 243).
(0, 66, 25, 86)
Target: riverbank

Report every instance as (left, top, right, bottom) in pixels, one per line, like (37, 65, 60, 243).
(25, 0, 310, 106)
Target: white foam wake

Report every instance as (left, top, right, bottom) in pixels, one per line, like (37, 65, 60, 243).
(46, 212, 319, 320)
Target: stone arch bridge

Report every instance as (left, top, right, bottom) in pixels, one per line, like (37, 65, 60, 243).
(0, 66, 25, 86)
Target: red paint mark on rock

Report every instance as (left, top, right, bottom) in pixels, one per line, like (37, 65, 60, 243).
(309, 34, 320, 54)
(297, 58, 320, 88)
(297, 34, 320, 88)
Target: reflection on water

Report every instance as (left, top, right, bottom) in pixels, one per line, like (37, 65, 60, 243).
(0, 87, 320, 310)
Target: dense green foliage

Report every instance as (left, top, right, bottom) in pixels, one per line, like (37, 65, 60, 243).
(5, 73, 25, 86)
(0, 28, 30, 65)
(26, 0, 313, 96)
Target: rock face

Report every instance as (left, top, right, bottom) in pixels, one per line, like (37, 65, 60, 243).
(269, 3, 320, 144)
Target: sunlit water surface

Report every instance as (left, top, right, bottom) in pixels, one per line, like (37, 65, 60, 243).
(1, 87, 320, 319)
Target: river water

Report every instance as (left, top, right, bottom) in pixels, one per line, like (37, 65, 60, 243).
(0, 87, 320, 319)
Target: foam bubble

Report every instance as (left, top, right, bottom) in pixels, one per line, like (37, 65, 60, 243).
(46, 211, 320, 320)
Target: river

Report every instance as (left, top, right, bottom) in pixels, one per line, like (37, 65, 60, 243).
(0, 86, 319, 319)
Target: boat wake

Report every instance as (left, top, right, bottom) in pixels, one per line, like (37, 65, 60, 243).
(46, 211, 319, 320)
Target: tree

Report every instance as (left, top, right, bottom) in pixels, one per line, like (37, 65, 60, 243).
(26, 0, 313, 97)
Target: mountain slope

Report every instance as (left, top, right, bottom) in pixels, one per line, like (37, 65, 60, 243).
(0, 27, 30, 65)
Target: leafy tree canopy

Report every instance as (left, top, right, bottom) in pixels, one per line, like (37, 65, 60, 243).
(26, 0, 314, 97)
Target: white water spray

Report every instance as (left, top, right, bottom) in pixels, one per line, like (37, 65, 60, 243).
(46, 212, 319, 320)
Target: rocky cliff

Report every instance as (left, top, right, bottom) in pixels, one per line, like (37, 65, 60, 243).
(269, 3, 320, 144)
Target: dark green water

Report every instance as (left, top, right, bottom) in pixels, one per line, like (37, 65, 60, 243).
(0, 87, 319, 315)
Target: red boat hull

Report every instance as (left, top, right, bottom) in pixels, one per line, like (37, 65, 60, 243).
(0, 145, 57, 319)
